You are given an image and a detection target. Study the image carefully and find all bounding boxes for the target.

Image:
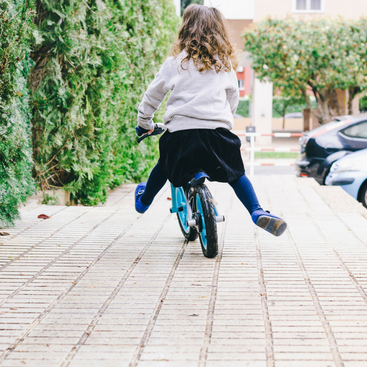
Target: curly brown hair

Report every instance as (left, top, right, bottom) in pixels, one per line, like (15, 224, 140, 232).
(172, 4, 238, 73)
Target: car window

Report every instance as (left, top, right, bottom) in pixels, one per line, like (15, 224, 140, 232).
(342, 121, 367, 139)
(309, 120, 343, 135)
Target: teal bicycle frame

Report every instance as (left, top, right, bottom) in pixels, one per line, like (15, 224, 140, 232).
(170, 176, 225, 230)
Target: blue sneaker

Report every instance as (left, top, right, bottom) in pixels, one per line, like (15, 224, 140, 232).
(251, 209, 287, 237)
(135, 183, 150, 213)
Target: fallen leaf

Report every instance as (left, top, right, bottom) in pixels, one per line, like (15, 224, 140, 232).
(16, 91, 22, 97)
(0, 232, 10, 236)
(167, 197, 172, 201)
(38, 214, 50, 219)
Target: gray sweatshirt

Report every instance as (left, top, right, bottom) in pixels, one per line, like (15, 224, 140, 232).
(137, 51, 239, 133)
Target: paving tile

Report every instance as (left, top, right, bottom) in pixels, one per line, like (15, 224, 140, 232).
(0, 178, 366, 366)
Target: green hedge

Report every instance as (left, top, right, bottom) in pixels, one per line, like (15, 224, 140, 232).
(0, 0, 178, 226)
(31, 0, 178, 205)
(0, 0, 35, 227)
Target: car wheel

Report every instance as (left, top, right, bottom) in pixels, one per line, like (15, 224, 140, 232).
(323, 165, 333, 185)
(359, 181, 367, 208)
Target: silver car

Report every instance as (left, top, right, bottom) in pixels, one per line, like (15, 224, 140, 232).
(325, 148, 367, 208)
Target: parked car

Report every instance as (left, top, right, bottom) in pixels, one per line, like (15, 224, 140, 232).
(295, 115, 367, 184)
(325, 149, 367, 208)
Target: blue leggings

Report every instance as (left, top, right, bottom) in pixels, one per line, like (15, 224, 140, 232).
(141, 164, 262, 214)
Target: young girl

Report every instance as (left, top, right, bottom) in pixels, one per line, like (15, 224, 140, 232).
(135, 4, 287, 237)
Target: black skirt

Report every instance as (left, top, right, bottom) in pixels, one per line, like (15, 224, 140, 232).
(158, 128, 245, 187)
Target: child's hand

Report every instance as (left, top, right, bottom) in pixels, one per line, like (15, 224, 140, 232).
(136, 126, 151, 136)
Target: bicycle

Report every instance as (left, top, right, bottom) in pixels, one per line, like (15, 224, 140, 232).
(136, 123, 225, 258)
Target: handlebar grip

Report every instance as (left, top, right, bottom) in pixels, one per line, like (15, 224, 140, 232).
(151, 127, 165, 136)
(136, 126, 150, 137)
(136, 124, 166, 143)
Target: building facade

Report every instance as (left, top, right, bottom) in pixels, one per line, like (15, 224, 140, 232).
(255, 0, 367, 21)
(205, 0, 367, 98)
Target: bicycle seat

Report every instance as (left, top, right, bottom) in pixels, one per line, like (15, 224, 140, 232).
(190, 172, 209, 187)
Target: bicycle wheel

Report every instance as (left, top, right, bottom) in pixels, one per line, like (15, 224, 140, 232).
(175, 187, 198, 241)
(194, 184, 218, 258)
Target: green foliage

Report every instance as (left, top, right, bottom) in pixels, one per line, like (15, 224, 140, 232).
(360, 95, 367, 112)
(254, 152, 298, 159)
(31, 0, 179, 205)
(272, 96, 306, 118)
(41, 191, 59, 205)
(181, 0, 203, 15)
(236, 97, 314, 119)
(236, 100, 249, 117)
(243, 18, 367, 124)
(0, 0, 36, 227)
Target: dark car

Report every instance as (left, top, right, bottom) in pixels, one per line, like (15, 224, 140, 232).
(295, 115, 367, 184)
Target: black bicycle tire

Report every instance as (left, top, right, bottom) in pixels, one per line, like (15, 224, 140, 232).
(195, 184, 218, 258)
(176, 187, 198, 241)
(358, 180, 367, 208)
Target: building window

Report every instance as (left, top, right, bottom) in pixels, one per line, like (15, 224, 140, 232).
(310, 0, 321, 10)
(296, 0, 306, 10)
(238, 79, 244, 90)
(294, 0, 324, 12)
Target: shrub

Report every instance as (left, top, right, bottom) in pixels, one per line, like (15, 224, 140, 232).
(31, 0, 178, 205)
(0, 0, 35, 227)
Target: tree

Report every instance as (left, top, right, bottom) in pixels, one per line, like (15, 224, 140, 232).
(181, 0, 203, 15)
(243, 18, 367, 124)
(272, 95, 307, 129)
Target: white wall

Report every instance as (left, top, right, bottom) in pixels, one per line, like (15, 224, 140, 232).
(254, 0, 367, 21)
(252, 77, 273, 146)
(173, 0, 180, 17)
(203, 0, 254, 19)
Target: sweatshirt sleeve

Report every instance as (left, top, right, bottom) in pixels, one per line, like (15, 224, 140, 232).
(226, 69, 240, 115)
(137, 64, 170, 131)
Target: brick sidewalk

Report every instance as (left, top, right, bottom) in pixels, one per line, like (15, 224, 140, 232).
(0, 177, 367, 367)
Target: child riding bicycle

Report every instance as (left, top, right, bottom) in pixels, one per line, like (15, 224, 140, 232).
(135, 4, 287, 237)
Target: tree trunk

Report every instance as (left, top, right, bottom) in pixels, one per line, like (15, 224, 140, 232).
(301, 88, 323, 124)
(348, 86, 361, 115)
(282, 104, 287, 129)
(316, 89, 333, 124)
(331, 89, 341, 116)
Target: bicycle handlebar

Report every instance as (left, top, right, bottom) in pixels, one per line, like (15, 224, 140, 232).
(136, 123, 167, 143)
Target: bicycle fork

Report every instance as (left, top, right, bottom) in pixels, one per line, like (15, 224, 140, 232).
(170, 184, 225, 230)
